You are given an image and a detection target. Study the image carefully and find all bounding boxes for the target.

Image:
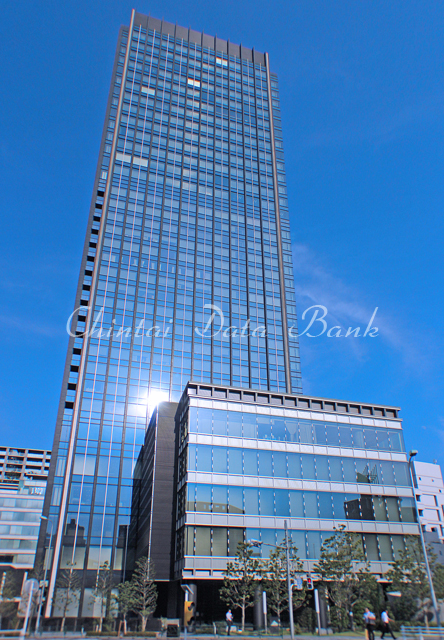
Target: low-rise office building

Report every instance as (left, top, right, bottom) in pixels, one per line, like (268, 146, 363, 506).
(130, 383, 419, 620)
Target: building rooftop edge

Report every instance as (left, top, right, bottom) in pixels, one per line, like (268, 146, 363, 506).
(0, 446, 51, 453)
(131, 11, 267, 64)
(178, 381, 401, 420)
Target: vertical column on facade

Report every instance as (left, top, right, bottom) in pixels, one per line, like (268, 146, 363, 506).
(264, 53, 292, 394)
(250, 52, 272, 392)
(268, 72, 302, 393)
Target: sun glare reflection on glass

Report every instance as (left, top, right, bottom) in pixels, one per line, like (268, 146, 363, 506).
(147, 389, 169, 418)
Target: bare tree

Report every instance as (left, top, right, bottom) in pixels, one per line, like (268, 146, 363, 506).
(55, 563, 81, 631)
(93, 561, 113, 633)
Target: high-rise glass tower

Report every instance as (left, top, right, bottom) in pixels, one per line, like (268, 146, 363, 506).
(38, 10, 302, 618)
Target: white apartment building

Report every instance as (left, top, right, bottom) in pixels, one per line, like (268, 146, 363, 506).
(413, 460, 444, 541)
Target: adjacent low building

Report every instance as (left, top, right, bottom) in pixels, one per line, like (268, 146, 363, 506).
(0, 446, 50, 485)
(129, 383, 419, 620)
(0, 478, 47, 571)
(0, 447, 51, 575)
(411, 460, 444, 564)
(412, 460, 444, 541)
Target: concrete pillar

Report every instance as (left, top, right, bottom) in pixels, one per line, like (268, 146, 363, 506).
(167, 581, 178, 619)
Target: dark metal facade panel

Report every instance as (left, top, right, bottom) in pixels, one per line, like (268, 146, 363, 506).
(202, 33, 214, 49)
(241, 46, 253, 62)
(132, 402, 178, 581)
(148, 16, 162, 31)
(189, 29, 201, 44)
(176, 25, 188, 40)
(132, 11, 265, 60)
(133, 12, 149, 29)
(215, 37, 228, 53)
(179, 382, 401, 420)
(161, 21, 176, 36)
(229, 42, 240, 57)
(254, 50, 265, 65)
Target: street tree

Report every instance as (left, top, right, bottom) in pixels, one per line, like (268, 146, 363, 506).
(55, 564, 81, 632)
(130, 557, 158, 632)
(0, 571, 21, 624)
(116, 581, 135, 635)
(315, 525, 378, 631)
(262, 540, 307, 627)
(220, 542, 261, 631)
(93, 561, 114, 633)
(386, 537, 430, 625)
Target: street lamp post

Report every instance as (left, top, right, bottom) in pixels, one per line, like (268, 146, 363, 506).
(408, 450, 441, 628)
(249, 519, 295, 640)
(284, 521, 296, 640)
(35, 516, 54, 634)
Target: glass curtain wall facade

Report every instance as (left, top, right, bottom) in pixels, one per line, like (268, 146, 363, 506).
(38, 11, 302, 619)
(175, 384, 420, 582)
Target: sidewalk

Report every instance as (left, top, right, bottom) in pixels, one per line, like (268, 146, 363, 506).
(0, 634, 368, 640)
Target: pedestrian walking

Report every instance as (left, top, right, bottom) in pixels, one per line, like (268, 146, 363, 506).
(381, 609, 396, 640)
(364, 607, 376, 640)
(226, 609, 233, 636)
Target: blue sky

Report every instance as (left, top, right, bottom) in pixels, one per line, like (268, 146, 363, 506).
(1, 1, 443, 465)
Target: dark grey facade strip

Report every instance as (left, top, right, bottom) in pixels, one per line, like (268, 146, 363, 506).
(169, 25, 191, 394)
(249, 50, 271, 391)
(146, 410, 158, 567)
(264, 52, 292, 394)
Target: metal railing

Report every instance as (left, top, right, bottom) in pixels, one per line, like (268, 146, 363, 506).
(401, 626, 444, 640)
